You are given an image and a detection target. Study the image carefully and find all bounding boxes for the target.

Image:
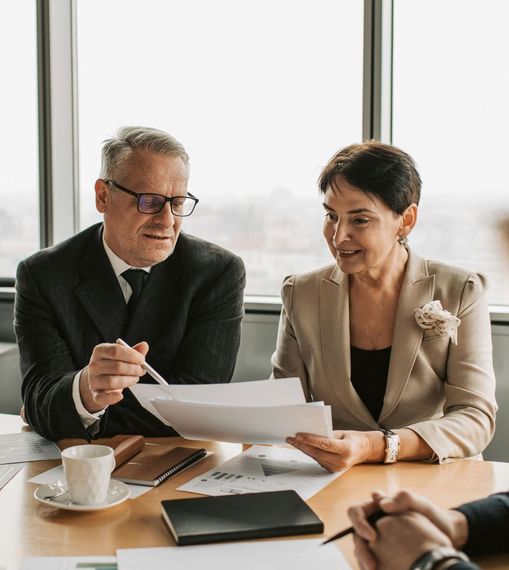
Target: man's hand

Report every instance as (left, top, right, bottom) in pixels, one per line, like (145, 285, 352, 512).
(358, 511, 453, 570)
(348, 491, 470, 570)
(285, 430, 374, 472)
(79, 341, 149, 413)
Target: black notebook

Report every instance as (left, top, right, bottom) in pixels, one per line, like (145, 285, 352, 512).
(161, 490, 324, 546)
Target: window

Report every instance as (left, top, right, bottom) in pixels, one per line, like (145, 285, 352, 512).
(393, 0, 509, 303)
(0, 1, 39, 278)
(76, 0, 364, 295)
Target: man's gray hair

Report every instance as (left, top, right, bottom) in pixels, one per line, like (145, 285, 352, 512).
(100, 126, 189, 179)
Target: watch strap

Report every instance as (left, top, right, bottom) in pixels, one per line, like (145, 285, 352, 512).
(410, 546, 470, 570)
(380, 428, 400, 463)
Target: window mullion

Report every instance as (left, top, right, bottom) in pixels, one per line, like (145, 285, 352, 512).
(363, 0, 393, 142)
(37, 0, 79, 248)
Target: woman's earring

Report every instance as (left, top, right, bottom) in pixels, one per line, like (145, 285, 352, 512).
(398, 234, 408, 245)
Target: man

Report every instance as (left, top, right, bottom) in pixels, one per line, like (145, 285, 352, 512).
(348, 490, 509, 569)
(15, 126, 245, 440)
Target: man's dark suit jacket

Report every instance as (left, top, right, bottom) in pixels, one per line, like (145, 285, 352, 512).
(14, 223, 246, 441)
(457, 492, 509, 556)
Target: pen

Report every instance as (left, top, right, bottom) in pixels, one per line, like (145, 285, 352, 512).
(116, 338, 169, 386)
(321, 509, 386, 545)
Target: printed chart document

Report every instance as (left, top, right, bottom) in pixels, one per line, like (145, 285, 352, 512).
(21, 557, 117, 569)
(178, 445, 344, 499)
(117, 539, 351, 570)
(130, 378, 333, 444)
(0, 463, 24, 490)
(0, 432, 61, 464)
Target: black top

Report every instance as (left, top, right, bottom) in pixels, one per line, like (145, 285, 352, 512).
(350, 345, 391, 422)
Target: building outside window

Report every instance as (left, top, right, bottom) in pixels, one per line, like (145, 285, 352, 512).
(0, 1, 39, 279)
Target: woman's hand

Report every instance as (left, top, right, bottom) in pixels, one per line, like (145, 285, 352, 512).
(286, 430, 375, 471)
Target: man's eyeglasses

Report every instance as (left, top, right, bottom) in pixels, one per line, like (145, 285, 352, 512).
(103, 179, 199, 216)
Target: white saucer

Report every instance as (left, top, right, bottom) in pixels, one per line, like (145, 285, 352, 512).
(34, 479, 130, 511)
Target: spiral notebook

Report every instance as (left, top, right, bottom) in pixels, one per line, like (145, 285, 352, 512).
(112, 444, 207, 486)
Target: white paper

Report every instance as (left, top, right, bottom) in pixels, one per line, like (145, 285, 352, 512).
(152, 399, 332, 444)
(21, 556, 117, 569)
(117, 540, 351, 570)
(137, 377, 306, 404)
(0, 463, 24, 490)
(130, 378, 307, 427)
(178, 445, 344, 499)
(0, 432, 61, 464)
(131, 378, 332, 444)
(28, 465, 151, 499)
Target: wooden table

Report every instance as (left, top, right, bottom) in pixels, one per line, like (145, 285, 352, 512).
(1, 413, 508, 569)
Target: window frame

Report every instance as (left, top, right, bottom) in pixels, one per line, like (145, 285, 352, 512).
(8, 0, 509, 321)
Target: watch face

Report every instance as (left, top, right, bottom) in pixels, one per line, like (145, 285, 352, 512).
(383, 432, 400, 463)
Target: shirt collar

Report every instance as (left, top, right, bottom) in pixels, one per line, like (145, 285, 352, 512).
(102, 232, 151, 278)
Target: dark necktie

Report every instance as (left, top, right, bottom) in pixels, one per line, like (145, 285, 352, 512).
(122, 269, 147, 311)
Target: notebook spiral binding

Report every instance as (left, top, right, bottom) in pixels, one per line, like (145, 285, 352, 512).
(154, 448, 207, 485)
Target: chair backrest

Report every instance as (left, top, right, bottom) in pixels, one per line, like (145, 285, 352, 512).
(0, 342, 22, 414)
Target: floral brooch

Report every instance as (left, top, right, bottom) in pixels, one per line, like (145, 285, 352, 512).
(414, 300, 461, 345)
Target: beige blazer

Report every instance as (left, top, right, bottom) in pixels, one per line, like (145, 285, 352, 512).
(271, 249, 497, 462)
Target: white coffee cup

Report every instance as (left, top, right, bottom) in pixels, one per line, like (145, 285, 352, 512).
(61, 445, 115, 505)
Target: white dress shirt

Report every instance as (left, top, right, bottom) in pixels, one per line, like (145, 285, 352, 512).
(72, 234, 151, 429)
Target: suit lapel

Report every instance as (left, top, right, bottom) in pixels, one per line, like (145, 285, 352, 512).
(379, 249, 435, 423)
(320, 266, 376, 426)
(123, 246, 182, 345)
(75, 225, 128, 341)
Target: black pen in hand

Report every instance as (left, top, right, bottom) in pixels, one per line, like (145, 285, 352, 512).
(321, 509, 386, 545)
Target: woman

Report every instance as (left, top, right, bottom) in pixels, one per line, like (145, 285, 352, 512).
(271, 141, 497, 471)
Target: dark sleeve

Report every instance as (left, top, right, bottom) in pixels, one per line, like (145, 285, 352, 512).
(448, 563, 480, 570)
(14, 259, 90, 440)
(169, 254, 246, 384)
(455, 492, 509, 556)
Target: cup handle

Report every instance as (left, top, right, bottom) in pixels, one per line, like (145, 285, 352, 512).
(109, 454, 116, 473)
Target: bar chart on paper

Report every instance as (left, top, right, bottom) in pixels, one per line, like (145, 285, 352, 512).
(178, 445, 345, 499)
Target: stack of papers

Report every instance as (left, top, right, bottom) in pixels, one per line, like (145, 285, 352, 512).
(117, 540, 351, 569)
(130, 378, 333, 444)
(0, 432, 61, 464)
(0, 432, 61, 492)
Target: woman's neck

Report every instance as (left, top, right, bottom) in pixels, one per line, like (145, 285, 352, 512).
(350, 244, 408, 295)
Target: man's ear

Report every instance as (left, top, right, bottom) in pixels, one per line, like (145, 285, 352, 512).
(399, 203, 418, 240)
(95, 179, 108, 213)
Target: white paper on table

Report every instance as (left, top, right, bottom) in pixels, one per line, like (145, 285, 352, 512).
(151, 398, 332, 444)
(28, 465, 151, 499)
(178, 444, 344, 499)
(0, 463, 24, 490)
(130, 378, 306, 426)
(0, 432, 61, 464)
(21, 556, 117, 569)
(117, 540, 351, 570)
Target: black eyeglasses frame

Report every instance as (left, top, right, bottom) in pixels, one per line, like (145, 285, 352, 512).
(103, 179, 199, 217)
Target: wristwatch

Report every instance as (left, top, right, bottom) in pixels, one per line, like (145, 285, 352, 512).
(410, 546, 470, 570)
(380, 428, 400, 463)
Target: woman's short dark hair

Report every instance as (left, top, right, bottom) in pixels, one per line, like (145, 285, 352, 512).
(318, 141, 421, 214)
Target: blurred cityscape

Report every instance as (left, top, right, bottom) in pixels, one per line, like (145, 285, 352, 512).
(3, 187, 509, 304)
